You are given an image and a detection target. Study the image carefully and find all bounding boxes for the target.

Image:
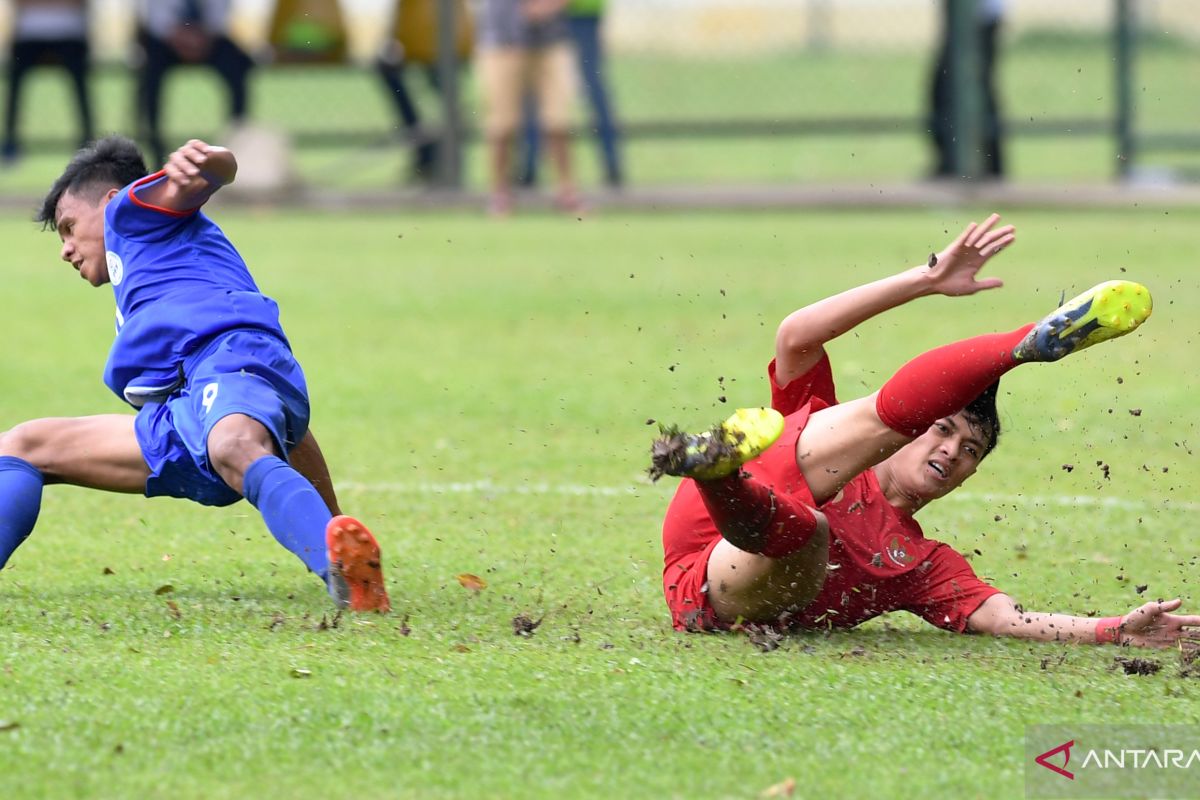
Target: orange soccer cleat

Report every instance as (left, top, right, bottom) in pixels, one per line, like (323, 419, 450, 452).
(325, 515, 391, 613)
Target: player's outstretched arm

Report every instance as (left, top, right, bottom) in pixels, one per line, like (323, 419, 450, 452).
(139, 139, 238, 212)
(967, 593, 1200, 648)
(774, 213, 1015, 386)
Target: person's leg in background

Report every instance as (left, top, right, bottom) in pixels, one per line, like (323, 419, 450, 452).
(58, 38, 95, 149)
(376, 58, 420, 129)
(478, 46, 524, 215)
(568, 12, 622, 188)
(535, 42, 581, 212)
(375, 56, 447, 183)
(208, 35, 254, 128)
(927, 20, 953, 178)
(3, 40, 39, 161)
(979, 17, 1004, 178)
(135, 31, 178, 167)
(516, 92, 540, 187)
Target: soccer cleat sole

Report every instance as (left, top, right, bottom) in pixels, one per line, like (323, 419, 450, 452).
(326, 515, 391, 613)
(1013, 280, 1152, 362)
(648, 407, 785, 482)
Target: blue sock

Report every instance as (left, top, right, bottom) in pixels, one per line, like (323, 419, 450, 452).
(0, 456, 44, 570)
(243, 455, 331, 578)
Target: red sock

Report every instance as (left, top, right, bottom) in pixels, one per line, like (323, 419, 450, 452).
(875, 325, 1032, 436)
(696, 474, 820, 559)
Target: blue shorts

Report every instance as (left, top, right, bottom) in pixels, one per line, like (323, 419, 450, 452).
(134, 329, 311, 507)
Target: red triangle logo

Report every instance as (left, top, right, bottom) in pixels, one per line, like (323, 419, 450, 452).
(1035, 740, 1075, 780)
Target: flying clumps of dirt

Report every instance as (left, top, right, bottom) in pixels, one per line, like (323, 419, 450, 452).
(648, 422, 739, 482)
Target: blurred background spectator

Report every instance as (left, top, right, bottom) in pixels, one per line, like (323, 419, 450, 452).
(476, 0, 580, 216)
(134, 0, 254, 166)
(1, 1, 1195, 194)
(376, 0, 473, 184)
(519, 0, 623, 190)
(928, 0, 1006, 179)
(3, 0, 93, 163)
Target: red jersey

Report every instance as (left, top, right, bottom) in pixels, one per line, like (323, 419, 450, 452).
(661, 354, 1000, 633)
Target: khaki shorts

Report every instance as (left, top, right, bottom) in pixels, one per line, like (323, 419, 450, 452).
(477, 42, 574, 137)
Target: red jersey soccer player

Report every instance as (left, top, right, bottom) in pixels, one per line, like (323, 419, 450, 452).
(652, 213, 1198, 649)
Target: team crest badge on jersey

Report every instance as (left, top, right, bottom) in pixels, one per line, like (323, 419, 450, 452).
(106, 251, 124, 285)
(885, 535, 916, 566)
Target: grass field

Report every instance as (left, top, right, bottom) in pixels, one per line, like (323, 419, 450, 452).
(1, 206, 1198, 798)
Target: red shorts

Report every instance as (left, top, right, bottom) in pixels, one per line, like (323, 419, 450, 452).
(664, 536, 726, 631)
(662, 403, 818, 631)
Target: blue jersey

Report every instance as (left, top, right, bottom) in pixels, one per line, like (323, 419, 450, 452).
(102, 171, 288, 406)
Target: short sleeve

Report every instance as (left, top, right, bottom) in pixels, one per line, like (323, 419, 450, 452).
(900, 544, 1001, 633)
(768, 353, 838, 416)
(106, 172, 197, 242)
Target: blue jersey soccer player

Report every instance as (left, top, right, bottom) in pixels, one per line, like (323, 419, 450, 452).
(0, 135, 389, 612)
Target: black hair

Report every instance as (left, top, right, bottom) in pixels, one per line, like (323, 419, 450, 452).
(37, 135, 148, 230)
(962, 380, 1001, 459)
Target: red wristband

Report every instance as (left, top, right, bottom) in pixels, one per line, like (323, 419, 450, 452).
(1094, 616, 1123, 645)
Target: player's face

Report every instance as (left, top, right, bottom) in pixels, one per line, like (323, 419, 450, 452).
(54, 189, 114, 287)
(893, 411, 988, 501)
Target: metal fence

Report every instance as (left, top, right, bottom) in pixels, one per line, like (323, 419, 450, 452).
(2, 0, 1198, 191)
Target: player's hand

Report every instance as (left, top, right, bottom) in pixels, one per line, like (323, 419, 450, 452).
(164, 139, 232, 191)
(1118, 599, 1200, 648)
(925, 212, 1015, 297)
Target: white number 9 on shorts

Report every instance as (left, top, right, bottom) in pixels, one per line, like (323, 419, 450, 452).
(201, 382, 219, 414)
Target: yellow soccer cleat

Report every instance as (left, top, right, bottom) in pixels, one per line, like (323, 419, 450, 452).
(1012, 280, 1152, 363)
(648, 407, 785, 482)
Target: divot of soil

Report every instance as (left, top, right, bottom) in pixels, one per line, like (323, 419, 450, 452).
(1113, 656, 1161, 676)
(1179, 638, 1200, 678)
(512, 614, 543, 637)
(315, 610, 343, 631)
(736, 623, 783, 653)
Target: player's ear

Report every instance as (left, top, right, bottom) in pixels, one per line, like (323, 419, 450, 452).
(104, 187, 120, 202)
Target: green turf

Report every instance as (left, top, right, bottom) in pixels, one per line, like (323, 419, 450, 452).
(1, 207, 1198, 798)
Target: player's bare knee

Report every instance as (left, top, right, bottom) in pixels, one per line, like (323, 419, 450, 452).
(0, 420, 54, 467)
(207, 434, 259, 484)
(207, 420, 275, 489)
